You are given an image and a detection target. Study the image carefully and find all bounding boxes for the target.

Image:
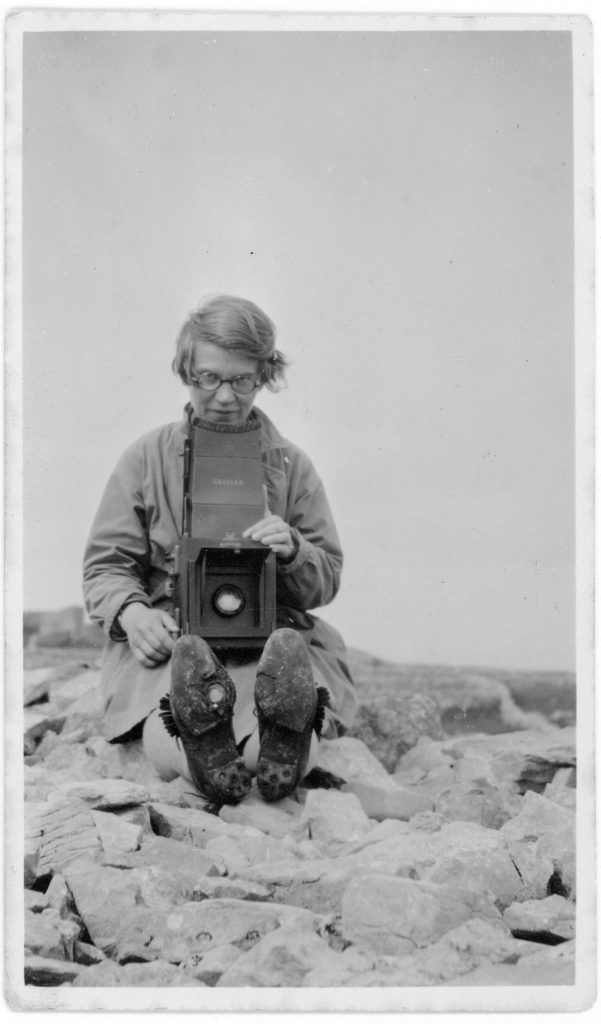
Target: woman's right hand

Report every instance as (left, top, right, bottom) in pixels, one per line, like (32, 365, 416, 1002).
(119, 603, 179, 668)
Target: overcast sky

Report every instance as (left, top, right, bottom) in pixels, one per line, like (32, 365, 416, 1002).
(21, 25, 576, 671)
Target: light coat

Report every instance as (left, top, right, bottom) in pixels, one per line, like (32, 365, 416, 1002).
(83, 406, 357, 740)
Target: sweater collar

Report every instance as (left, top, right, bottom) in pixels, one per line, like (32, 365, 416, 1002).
(179, 403, 287, 453)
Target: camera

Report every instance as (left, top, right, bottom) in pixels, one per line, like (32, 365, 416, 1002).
(168, 423, 277, 650)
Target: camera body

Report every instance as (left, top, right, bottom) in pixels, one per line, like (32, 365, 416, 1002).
(169, 423, 277, 650)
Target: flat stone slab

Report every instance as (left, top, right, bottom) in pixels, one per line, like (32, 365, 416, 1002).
(50, 779, 151, 809)
(26, 799, 103, 880)
(111, 897, 324, 965)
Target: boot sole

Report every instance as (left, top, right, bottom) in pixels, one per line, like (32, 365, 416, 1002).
(255, 629, 317, 802)
(170, 635, 251, 804)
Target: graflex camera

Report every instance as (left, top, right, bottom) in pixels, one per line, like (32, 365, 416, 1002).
(168, 424, 277, 650)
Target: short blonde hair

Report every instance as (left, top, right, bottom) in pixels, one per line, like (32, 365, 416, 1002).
(172, 294, 287, 391)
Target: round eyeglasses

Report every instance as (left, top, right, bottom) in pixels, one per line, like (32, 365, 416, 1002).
(188, 371, 261, 395)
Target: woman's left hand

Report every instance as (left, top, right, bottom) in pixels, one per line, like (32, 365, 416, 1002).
(242, 514, 297, 560)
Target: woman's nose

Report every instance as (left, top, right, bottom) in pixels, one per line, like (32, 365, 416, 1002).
(214, 381, 237, 402)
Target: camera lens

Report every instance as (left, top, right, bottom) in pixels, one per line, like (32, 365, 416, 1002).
(212, 585, 246, 617)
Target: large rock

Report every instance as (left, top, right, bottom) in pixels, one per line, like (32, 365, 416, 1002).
(503, 895, 575, 939)
(450, 938, 575, 986)
(434, 779, 516, 830)
(35, 733, 98, 770)
(102, 835, 223, 910)
(341, 874, 500, 956)
(103, 832, 221, 874)
(236, 831, 295, 868)
(91, 810, 144, 856)
(26, 799, 103, 881)
(216, 925, 344, 987)
(393, 735, 455, 784)
(62, 858, 144, 954)
(405, 916, 528, 984)
(219, 789, 302, 837)
(315, 737, 400, 789)
(349, 693, 443, 772)
(501, 791, 575, 900)
(202, 835, 254, 876)
(337, 819, 506, 878)
(297, 789, 372, 848)
(507, 836, 574, 903)
(341, 780, 433, 821)
(148, 802, 261, 846)
(423, 846, 525, 909)
(501, 790, 575, 843)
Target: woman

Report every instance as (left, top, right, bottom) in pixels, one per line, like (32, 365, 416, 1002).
(83, 294, 356, 806)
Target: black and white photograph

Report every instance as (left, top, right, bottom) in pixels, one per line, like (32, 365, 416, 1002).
(3, 5, 595, 1014)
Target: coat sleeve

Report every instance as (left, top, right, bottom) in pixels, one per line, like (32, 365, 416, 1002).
(82, 445, 152, 638)
(276, 444, 343, 611)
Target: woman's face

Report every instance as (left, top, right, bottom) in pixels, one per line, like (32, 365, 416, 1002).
(187, 340, 262, 425)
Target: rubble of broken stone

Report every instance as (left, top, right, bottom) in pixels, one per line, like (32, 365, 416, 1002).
(21, 659, 576, 988)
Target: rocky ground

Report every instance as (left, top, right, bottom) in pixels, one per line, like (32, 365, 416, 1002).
(21, 643, 576, 990)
